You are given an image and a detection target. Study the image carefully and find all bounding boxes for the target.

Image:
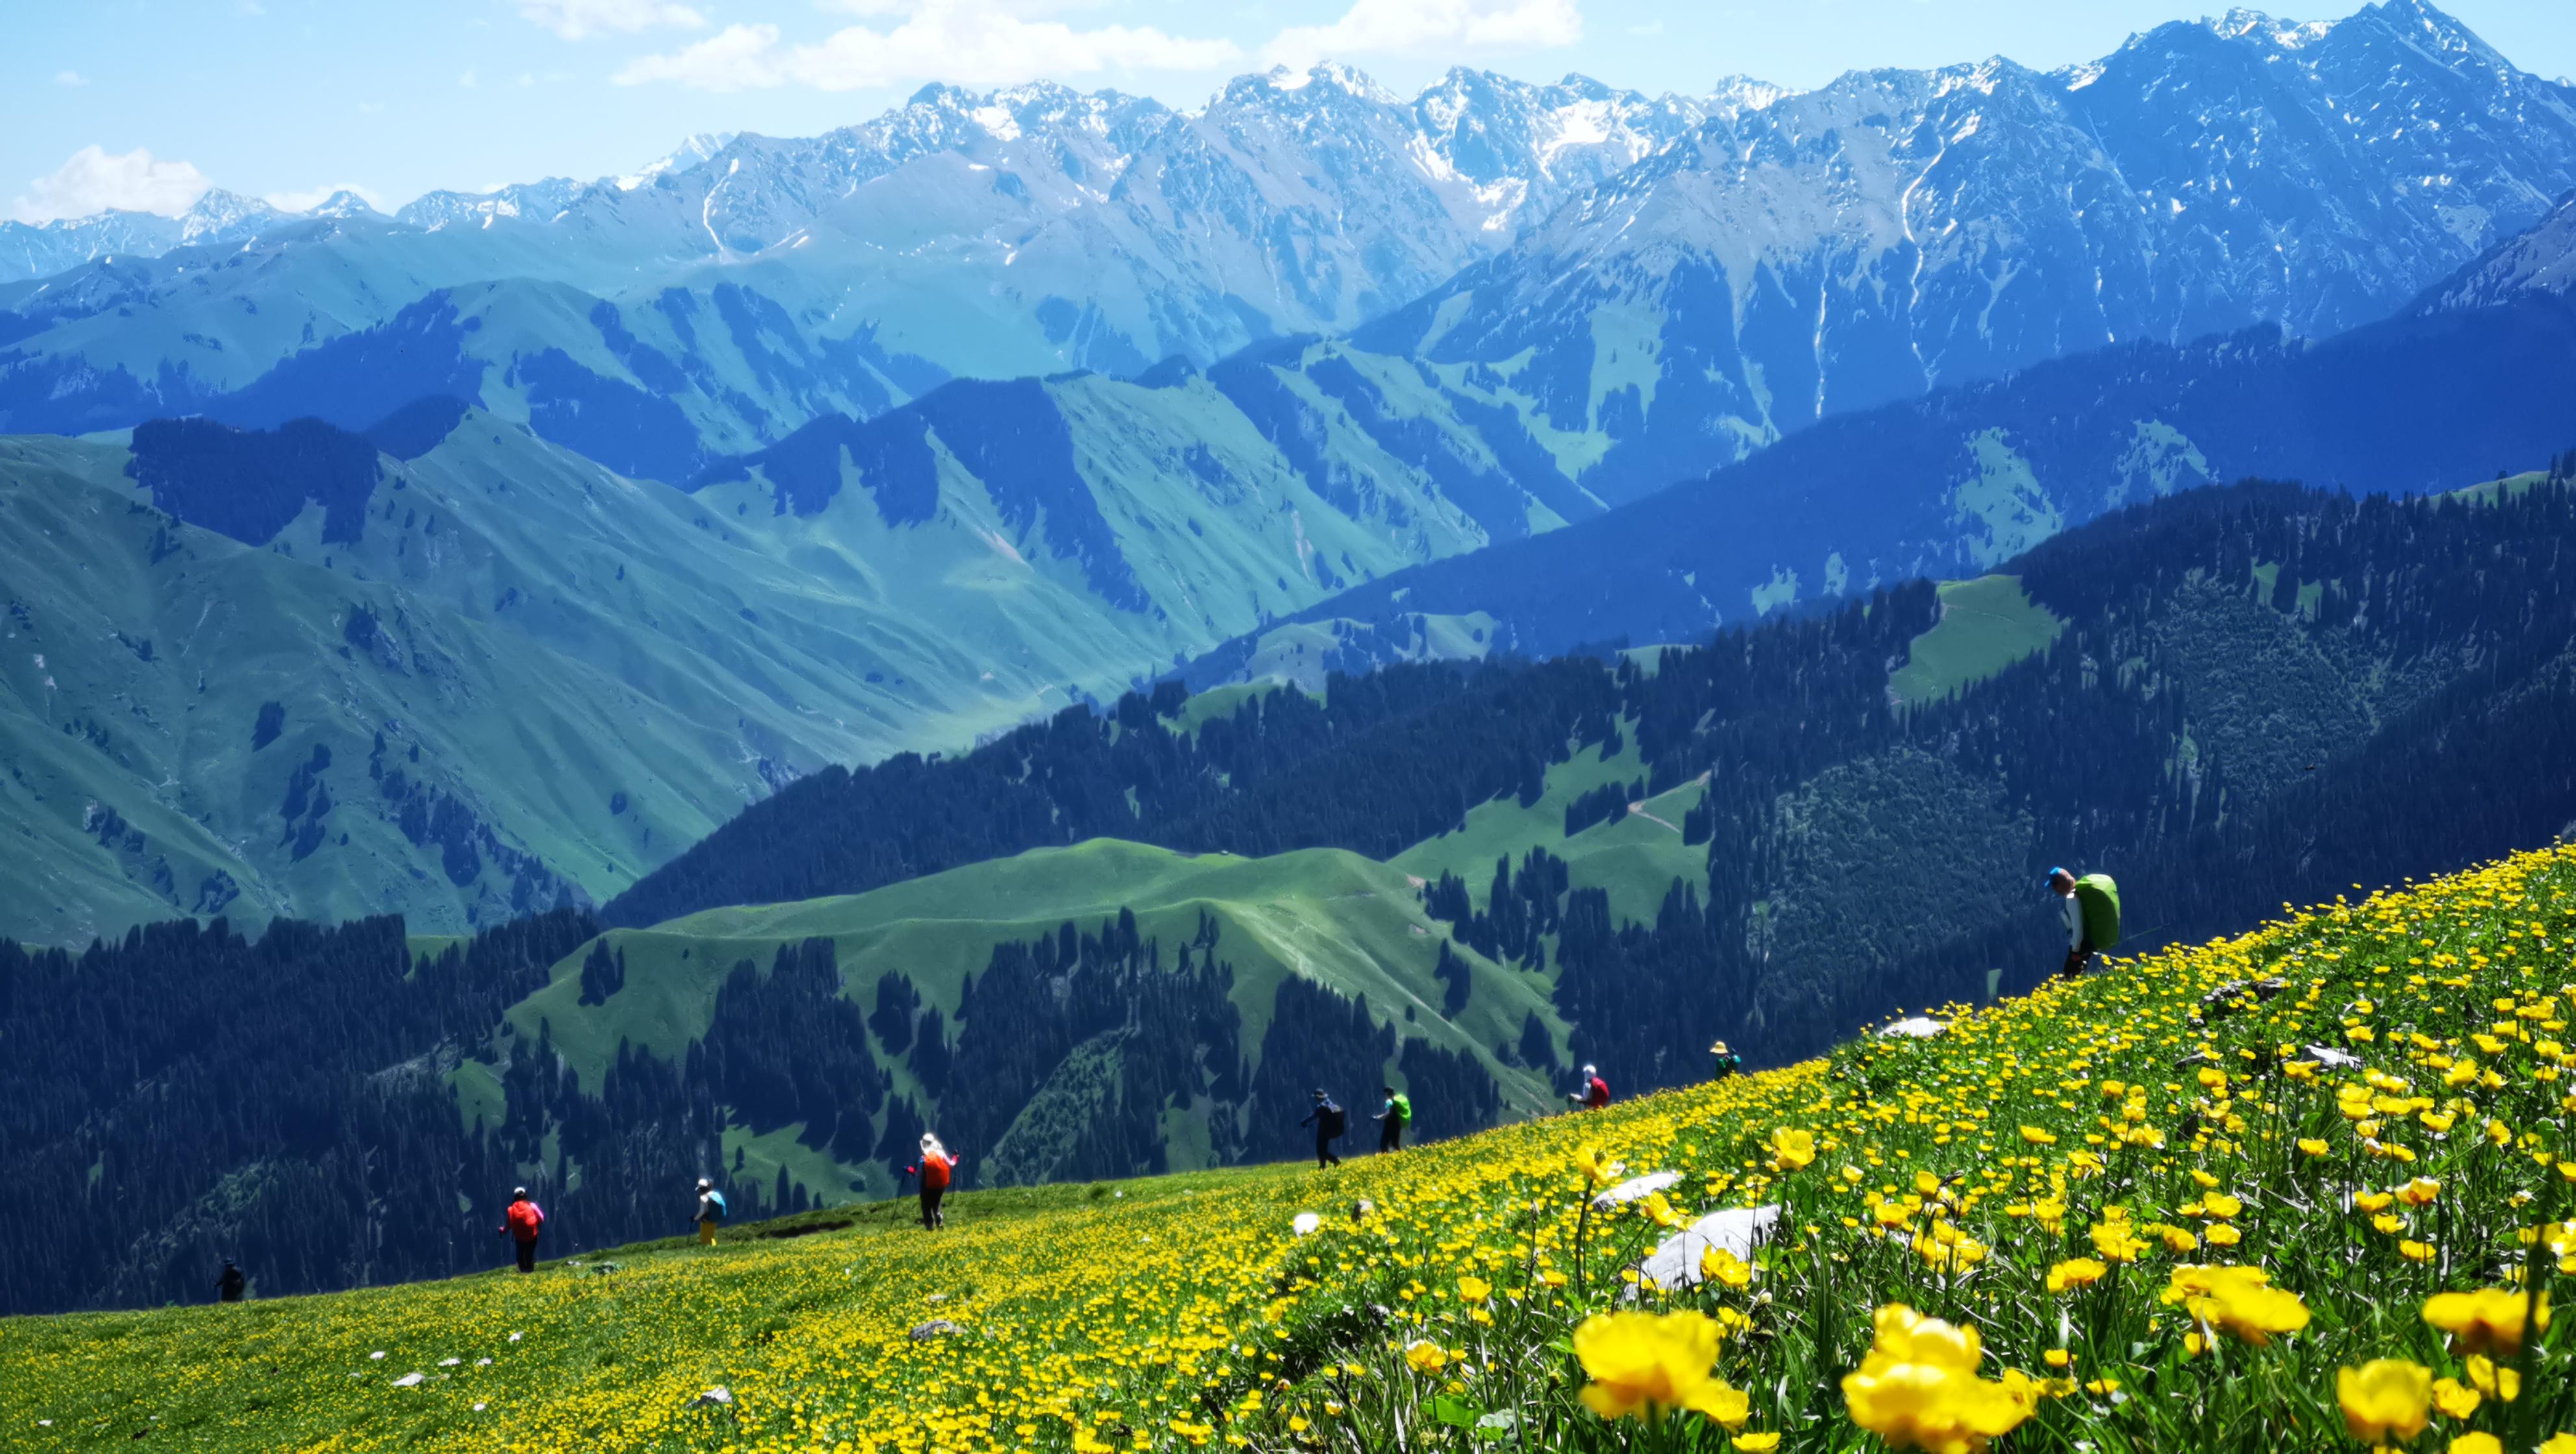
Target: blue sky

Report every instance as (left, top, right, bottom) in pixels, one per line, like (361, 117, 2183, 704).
(6, 0, 2572, 222)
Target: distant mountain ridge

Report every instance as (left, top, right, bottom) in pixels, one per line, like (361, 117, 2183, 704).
(8, 1, 2572, 511)
(1186, 269, 2576, 682)
(1356, 0, 2576, 502)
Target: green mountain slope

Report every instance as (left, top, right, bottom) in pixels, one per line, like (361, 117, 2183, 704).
(0, 385, 1561, 942)
(10, 842, 2573, 1453)
(513, 839, 1557, 1195)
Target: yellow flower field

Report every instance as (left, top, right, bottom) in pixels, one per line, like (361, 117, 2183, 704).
(6, 845, 2575, 1452)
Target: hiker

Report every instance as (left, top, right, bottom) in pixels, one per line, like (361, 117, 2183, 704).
(918, 1133, 958, 1231)
(216, 1259, 245, 1303)
(1373, 1085, 1411, 1153)
(1299, 1089, 1346, 1168)
(1567, 1063, 1611, 1111)
(498, 1187, 546, 1274)
(1709, 1041, 1741, 1079)
(693, 1177, 727, 1246)
(2048, 867, 2122, 978)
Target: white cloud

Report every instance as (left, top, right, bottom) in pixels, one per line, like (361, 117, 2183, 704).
(1264, 0, 1581, 68)
(55, 70, 87, 87)
(8, 146, 212, 225)
(263, 182, 388, 213)
(615, 1, 1240, 92)
(617, 22, 783, 90)
(518, 0, 706, 40)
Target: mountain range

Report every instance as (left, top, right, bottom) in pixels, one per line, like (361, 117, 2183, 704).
(1189, 191, 2576, 681)
(6, 0, 2576, 944)
(7, 0, 2573, 512)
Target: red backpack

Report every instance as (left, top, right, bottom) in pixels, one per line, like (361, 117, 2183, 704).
(506, 1200, 546, 1238)
(1587, 1076, 1611, 1107)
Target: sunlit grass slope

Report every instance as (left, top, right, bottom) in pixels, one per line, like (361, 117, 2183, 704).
(10, 844, 2573, 1453)
(515, 840, 1563, 1145)
(1889, 574, 2067, 707)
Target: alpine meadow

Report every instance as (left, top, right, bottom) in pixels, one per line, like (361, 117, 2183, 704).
(3, 1, 2575, 1451)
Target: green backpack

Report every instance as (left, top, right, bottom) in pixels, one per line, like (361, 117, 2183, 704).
(2074, 874, 2122, 950)
(1389, 1093, 1412, 1125)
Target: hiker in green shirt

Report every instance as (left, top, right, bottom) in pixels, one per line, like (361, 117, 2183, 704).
(1374, 1085, 1411, 1153)
(2048, 867, 2122, 979)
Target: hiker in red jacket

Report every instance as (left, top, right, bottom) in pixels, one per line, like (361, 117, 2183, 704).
(499, 1187, 545, 1274)
(917, 1134, 958, 1231)
(1567, 1064, 1611, 1111)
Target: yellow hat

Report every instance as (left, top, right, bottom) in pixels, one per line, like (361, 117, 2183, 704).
(1710, 1041, 1730, 1054)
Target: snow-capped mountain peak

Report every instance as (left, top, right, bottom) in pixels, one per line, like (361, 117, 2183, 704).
(617, 131, 738, 190)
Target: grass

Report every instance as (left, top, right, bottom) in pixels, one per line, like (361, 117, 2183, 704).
(1890, 574, 2068, 707)
(1391, 723, 1707, 929)
(508, 839, 1565, 1188)
(12, 841, 2570, 1453)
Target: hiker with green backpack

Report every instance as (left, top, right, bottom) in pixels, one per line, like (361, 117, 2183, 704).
(1374, 1085, 1412, 1153)
(2048, 867, 2121, 978)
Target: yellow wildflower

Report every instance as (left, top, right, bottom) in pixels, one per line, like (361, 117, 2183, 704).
(1572, 1311, 1748, 1426)
(2162, 1265, 2311, 1346)
(1840, 1303, 2034, 1454)
(2046, 1258, 2107, 1293)
(1698, 1245, 1753, 1290)
(1767, 1127, 1816, 1172)
(2423, 1288, 2549, 1355)
(2337, 1360, 2432, 1443)
(2429, 1377, 2479, 1420)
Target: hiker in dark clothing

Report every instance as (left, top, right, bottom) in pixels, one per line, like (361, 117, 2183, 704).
(1372, 1085, 1409, 1153)
(216, 1260, 246, 1303)
(2048, 867, 2122, 979)
(1709, 1041, 1742, 1079)
(499, 1187, 545, 1274)
(1299, 1089, 1345, 1168)
(692, 1177, 726, 1246)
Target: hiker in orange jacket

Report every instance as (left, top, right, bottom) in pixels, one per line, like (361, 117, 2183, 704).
(918, 1134, 958, 1231)
(499, 1187, 545, 1274)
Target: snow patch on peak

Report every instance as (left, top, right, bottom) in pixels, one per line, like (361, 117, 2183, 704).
(619, 132, 737, 190)
(970, 105, 1022, 142)
(1709, 75, 1794, 117)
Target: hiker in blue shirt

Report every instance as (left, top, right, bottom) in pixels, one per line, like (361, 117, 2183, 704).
(1298, 1089, 1345, 1168)
(1372, 1085, 1411, 1153)
(2048, 867, 2121, 979)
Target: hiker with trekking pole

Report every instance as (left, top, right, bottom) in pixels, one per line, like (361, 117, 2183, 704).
(917, 1133, 958, 1230)
(2048, 866, 2120, 979)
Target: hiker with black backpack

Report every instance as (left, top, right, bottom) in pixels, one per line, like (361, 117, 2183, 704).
(1373, 1085, 1411, 1153)
(692, 1177, 727, 1246)
(1299, 1089, 1345, 1168)
(2048, 867, 2121, 979)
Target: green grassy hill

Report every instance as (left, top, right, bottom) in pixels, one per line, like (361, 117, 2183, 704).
(10, 843, 2569, 1453)
(0, 380, 1572, 943)
(501, 839, 1561, 1200)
